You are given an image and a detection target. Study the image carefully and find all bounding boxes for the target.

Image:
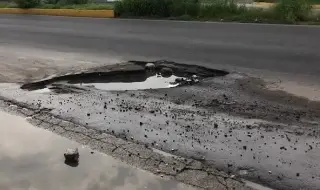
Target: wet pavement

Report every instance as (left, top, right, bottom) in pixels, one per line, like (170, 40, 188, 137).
(1, 16, 320, 190)
(0, 61, 319, 190)
(0, 65, 319, 190)
(0, 110, 198, 190)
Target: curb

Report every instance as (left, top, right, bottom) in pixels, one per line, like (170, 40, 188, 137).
(254, 2, 320, 9)
(0, 8, 114, 18)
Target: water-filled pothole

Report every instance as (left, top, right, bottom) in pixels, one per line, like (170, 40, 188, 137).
(75, 74, 182, 91)
(21, 60, 228, 93)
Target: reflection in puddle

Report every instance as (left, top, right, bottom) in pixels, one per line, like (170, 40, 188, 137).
(32, 88, 51, 93)
(245, 180, 274, 190)
(21, 60, 227, 93)
(76, 75, 183, 91)
(0, 111, 197, 190)
(31, 75, 187, 93)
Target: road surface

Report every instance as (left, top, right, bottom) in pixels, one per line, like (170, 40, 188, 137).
(0, 15, 320, 77)
(0, 110, 197, 190)
(0, 15, 320, 190)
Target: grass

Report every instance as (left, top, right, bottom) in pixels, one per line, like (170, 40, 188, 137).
(0, 2, 18, 8)
(0, 2, 114, 9)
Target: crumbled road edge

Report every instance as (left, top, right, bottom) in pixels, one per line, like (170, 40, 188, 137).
(0, 97, 254, 190)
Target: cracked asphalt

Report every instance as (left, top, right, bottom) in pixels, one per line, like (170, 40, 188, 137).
(0, 61, 319, 190)
(0, 110, 200, 190)
(0, 96, 251, 190)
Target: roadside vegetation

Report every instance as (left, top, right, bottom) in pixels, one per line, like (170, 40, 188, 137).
(114, 0, 319, 23)
(0, 0, 318, 24)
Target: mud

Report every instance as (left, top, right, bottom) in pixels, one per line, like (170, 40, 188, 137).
(0, 61, 319, 190)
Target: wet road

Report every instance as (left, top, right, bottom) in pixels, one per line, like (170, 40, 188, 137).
(0, 110, 197, 190)
(0, 67, 319, 190)
(0, 15, 320, 76)
(0, 14, 320, 190)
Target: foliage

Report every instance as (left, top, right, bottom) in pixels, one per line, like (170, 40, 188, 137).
(199, 0, 246, 18)
(2, 0, 316, 23)
(43, 0, 90, 5)
(115, 0, 314, 23)
(115, 0, 257, 19)
(254, 0, 277, 2)
(0, 2, 18, 8)
(57, 0, 89, 5)
(14, 0, 40, 8)
(114, 0, 199, 17)
(273, 0, 312, 21)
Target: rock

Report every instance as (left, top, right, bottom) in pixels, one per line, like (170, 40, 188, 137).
(160, 67, 173, 77)
(191, 75, 199, 83)
(145, 63, 155, 70)
(175, 77, 185, 83)
(192, 75, 198, 79)
(64, 148, 79, 163)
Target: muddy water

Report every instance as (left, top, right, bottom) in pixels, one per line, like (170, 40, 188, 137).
(0, 111, 197, 190)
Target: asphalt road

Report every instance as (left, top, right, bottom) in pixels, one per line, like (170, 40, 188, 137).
(0, 15, 320, 77)
(1, 15, 320, 190)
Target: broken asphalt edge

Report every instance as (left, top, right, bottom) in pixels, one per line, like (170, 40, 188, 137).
(0, 8, 114, 18)
(0, 95, 256, 190)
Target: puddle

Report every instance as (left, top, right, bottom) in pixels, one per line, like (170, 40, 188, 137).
(72, 74, 182, 91)
(152, 148, 180, 159)
(30, 75, 185, 93)
(0, 110, 198, 190)
(32, 88, 51, 93)
(20, 61, 228, 92)
(244, 180, 274, 190)
(266, 80, 320, 101)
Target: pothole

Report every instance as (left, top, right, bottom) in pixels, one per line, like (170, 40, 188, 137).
(21, 60, 228, 93)
(74, 74, 183, 91)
